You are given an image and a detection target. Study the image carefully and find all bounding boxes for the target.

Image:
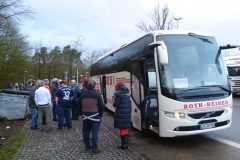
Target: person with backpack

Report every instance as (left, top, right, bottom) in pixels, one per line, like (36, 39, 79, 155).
(71, 79, 81, 120)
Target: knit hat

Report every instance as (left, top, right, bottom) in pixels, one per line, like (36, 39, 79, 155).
(115, 82, 125, 91)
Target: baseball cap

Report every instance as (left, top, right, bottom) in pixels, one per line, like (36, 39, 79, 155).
(81, 77, 87, 82)
(52, 78, 58, 83)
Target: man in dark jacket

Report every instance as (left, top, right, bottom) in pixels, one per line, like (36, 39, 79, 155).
(50, 78, 58, 121)
(29, 80, 38, 130)
(79, 79, 89, 97)
(71, 79, 81, 120)
(5, 83, 12, 90)
(79, 80, 105, 154)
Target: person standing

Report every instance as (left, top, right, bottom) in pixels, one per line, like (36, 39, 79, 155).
(13, 83, 19, 90)
(20, 83, 27, 90)
(79, 79, 89, 97)
(79, 80, 105, 154)
(55, 80, 73, 131)
(43, 79, 50, 91)
(71, 80, 80, 120)
(113, 82, 131, 150)
(34, 80, 52, 132)
(50, 78, 58, 121)
(31, 80, 35, 87)
(5, 83, 12, 90)
(29, 80, 38, 130)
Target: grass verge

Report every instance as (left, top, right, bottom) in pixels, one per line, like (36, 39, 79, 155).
(0, 129, 25, 160)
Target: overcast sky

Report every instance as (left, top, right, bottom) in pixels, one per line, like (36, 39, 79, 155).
(21, 0, 240, 55)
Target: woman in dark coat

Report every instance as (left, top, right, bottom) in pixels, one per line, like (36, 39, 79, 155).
(113, 82, 131, 149)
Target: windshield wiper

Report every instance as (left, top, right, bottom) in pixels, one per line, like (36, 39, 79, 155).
(188, 32, 212, 44)
(197, 85, 231, 92)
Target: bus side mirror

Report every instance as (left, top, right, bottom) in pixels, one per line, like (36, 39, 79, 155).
(149, 41, 168, 65)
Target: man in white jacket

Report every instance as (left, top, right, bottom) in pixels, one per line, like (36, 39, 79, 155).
(34, 80, 52, 132)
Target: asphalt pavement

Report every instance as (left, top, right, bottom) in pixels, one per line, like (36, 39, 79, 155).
(102, 97, 240, 160)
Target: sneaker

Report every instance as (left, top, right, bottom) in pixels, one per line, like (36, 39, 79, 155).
(30, 126, 38, 130)
(58, 129, 62, 132)
(85, 146, 92, 151)
(63, 123, 67, 127)
(92, 149, 102, 154)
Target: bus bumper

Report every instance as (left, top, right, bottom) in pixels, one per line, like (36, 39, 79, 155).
(159, 109, 232, 137)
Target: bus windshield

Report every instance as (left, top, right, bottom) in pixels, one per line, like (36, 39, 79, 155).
(156, 35, 230, 98)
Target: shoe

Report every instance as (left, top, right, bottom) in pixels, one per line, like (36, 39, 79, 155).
(118, 135, 128, 149)
(53, 118, 58, 121)
(75, 117, 79, 120)
(58, 129, 62, 132)
(35, 125, 38, 127)
(30, 127, 38, 130)
(63, 123, 67, 127)
(42, 122, 46, 125)
(92, 149, 102, 154)
(85, 146, 92, 151)
(72, 117, 75, 120)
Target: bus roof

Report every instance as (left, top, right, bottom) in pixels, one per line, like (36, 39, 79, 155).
(96, 30, 214, 61)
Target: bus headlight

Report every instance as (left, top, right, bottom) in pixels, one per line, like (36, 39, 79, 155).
(164, 112, 185, 118)
(226, 106, 233, 113)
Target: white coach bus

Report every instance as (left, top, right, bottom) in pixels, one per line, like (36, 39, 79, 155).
(90, 30, 238, 137)
(224, 56, 240, 95)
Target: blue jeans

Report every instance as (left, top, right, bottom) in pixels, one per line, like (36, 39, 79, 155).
(30, 108, 37, 127)
(72, 99, 79, 119)
(58, 104, 72, 130)
(83, 119, 101, 150)
(52, 100, 58, 119)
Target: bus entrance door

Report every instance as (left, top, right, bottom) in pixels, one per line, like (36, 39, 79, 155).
(142, 96, 159, 133)
(141, 58, 159, 133)
(101, 76, 107, 104)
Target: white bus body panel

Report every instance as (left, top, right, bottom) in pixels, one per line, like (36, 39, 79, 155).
(158, 94, 232, 137)
(92, 72, 142, 131)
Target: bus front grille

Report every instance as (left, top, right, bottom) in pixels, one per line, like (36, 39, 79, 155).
(188, 110, 224, 119)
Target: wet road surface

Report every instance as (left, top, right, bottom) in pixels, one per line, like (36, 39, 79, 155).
(102, 97, 240, 160)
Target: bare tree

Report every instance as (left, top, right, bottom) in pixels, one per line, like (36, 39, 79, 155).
(136, 3, 175, 32)
(82, 49, 111, 70)
(71, 35, 84, 50)
(0, 0, 34, 22)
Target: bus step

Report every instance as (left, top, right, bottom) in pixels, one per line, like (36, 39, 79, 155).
(148, 126, 159, 134)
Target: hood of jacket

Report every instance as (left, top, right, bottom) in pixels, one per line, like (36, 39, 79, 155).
(114, 86, 131, 97)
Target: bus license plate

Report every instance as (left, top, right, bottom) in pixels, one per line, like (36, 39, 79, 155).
(200, 123, 215, 130)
